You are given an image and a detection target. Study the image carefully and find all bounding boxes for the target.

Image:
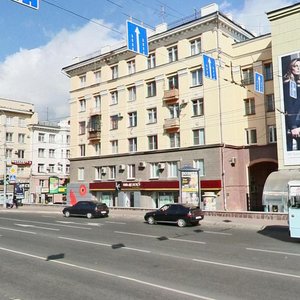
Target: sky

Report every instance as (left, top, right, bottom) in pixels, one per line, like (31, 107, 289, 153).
(0, 0, 298, 121)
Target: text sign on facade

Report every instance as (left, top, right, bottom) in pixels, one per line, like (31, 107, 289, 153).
(203, 54, 217, 80)
(254, 72, 264, 94)
(126, 20, 149, 56)
(12, 0, 39, 10)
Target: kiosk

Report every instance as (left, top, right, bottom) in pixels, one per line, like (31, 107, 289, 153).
(287, 180, 300, 238)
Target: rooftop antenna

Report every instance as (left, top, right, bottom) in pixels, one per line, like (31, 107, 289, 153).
(160, 5, 166, 23)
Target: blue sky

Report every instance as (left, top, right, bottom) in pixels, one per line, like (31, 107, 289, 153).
(0, 0, 298, 120)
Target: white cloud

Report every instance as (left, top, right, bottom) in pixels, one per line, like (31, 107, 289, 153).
(0, 19, 122, 121)
(221, 0, 296, 35)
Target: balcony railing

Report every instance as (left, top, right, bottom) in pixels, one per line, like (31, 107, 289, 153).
(90, 107, 101, 115)
(88, 130, 101, 142)
(163, 118, 180, 131)
(163, 88, 179, 103)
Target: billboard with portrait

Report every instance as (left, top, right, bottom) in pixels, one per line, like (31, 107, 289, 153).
(279, 52, 300, 165)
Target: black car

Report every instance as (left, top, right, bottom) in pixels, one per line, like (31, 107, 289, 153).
(62, 201, 109, 219)
(144, 203, 204, 227)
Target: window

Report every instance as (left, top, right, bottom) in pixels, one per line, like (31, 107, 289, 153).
(246, 128, 257, 144)
(168, 46, 178, 62)
(38, 133, 45, 142)
(18, 134, 25, 144)
(79, 98, 86, 112)
(111, 65, 118, 79)
(147, 53, 156, 69)
(79, 121, 86, 135)
(6, 116, 13, 126)
(39, 179, 46, 187)
(128, 111, 137, 127)
(111, 91, 118, 105)
(168, 162, 178, 178)
(94, 143, 100, 156)
(48, 164, 55, 173)
(193, 159, 205, 176)
(244, 98, 255, 115)
(66, 150, 70, 158)
(127, 164, 136, 179)
(127, 60, 135, 74)
(128, 86, 136, 102)
(128, 137, 137, 152)
(268, 125, 277, 143)
(78, 167, 84, 180)
(191, 69, 203, 86)
(38, 148, 45, 158)
(169, 104, 179, 118)
(168, 75, 178, 89)
(94, 95, 101, 109)
(266, 94, 275, 112)
(110, 115, 119, 130)
(49, 134, 55, 143)
(17, 150, 25, 159)
(6, 149, 12, 158)
(111, 140, 118, 154)
(19, 118, 26, 127)
(66, 165, 70, 173)
(148, 135, 158, 150)
(66, 135, 70, 144)
(38, 164, 45, 173)
(193, 128, 205, 145)
(79, 75, 86, 87)
(94, 70, 101, 83)
(95, 167, 102, 180)
(79, 144, 86, 156)
(89, 115, 101, 131)
(190, 38, 201, 55)
(147, 81, 156, 97)
(6, 132, 13, 142)
(109, 166, 116, 179)
(264, 63, 273, 81)
(242, 68, 254, 85)
(147, 108, 157, 123)
(49, 149, 55, 158)
(192, 98, 204, 116)
(150, 163, 159, 178)
(169, 132, 180, 148)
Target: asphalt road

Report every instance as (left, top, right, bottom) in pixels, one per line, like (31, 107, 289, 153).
(0, 211, 299, 300)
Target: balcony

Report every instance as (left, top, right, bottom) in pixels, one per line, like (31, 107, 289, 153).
(163, 88, 179, 104)
(88, 129, 101, 143)
(163, 118, 180, 132)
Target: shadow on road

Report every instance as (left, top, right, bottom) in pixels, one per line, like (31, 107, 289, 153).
(46, 253, 65, 261)
(258, 225, 300, 243)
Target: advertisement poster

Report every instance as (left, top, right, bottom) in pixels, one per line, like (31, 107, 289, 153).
(180, 170, 200, 205)
(279, 52, 300, 165)
(49, 176, 59, 194)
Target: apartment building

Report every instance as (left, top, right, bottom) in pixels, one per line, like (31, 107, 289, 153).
(62, 4, 278, 211)
(0, 97, 38, 204)
(28, 119, 70, 204)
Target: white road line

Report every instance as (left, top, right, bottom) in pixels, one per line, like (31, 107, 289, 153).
(58, 236, 151, 253)
(247, 247, 300, 257)
(203, 231, 232, 236)
(0, 246, 214, 300)
(15, 224, 60, 231)
(105, 221, 126, 225)
(0, 226, 36, 235)
(114, 231, 206, 244)
(193, 258, 300, 279)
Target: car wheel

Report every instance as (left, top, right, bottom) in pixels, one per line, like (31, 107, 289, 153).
(64, 211, 70, 218)
(177, 219, 186, 227)
(87, 212, 93, 219)
(147, 216, 155, 225)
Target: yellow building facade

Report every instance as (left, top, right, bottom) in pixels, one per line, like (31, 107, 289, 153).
(63, 5, 280, 211)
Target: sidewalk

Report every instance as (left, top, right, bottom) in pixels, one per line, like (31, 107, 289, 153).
(0, 204, 288, 230)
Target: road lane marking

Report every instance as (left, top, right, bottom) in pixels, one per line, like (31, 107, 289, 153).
(58, 236, 151, 253)
(15, 224, 60, 231)
(203, 231, 232, 236)
(192, 258, 300, 279)
(105, 221, 126, 225)
(114, 231, 206, 244)
(0, 226, 36, 235)
(0, 246, 214, 300)
(246, 247, 300, 257)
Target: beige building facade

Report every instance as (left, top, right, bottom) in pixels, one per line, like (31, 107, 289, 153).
(63, 5, 279, 211)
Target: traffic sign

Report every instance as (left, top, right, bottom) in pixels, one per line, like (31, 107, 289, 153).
(12, 0, 39, 10)
(126, 20, 149, 57)
(9, 174, 17, 183)
(254, 72, 264, 94)
(203, 54, 217, 80)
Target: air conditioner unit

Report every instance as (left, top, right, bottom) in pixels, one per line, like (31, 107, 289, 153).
(139, 161, 146, 168)
(101, 167, 107, 174)
(119, 164, 125, 171)
(229, 157, 236, 165)
(158, 163, 165, 169)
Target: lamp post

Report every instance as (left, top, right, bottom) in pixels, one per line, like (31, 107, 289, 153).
(3, 159, 7, 208)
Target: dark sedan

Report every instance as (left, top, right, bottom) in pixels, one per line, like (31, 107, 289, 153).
(62, 201, 109, 219)
(144, 203, 204, 227)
